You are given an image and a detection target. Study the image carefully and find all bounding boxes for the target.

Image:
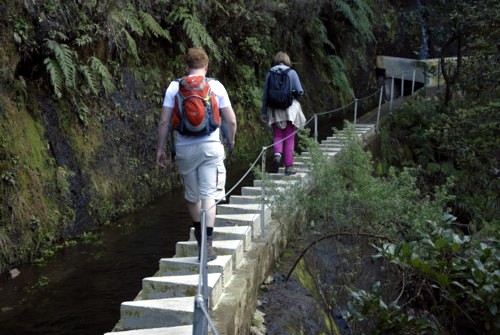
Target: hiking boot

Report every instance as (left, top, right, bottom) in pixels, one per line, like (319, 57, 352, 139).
(206, 235, 217, 262)
(272, 154, 281, 173)
(285, 166, 296, 176)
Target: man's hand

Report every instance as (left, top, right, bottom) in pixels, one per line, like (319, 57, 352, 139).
(156, 149, 168, 167)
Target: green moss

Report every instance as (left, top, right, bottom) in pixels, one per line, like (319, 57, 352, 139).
(0, 94, 70, 270)
(295, 260, 343, 335)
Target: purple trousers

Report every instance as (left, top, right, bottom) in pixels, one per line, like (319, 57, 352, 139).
(272, 121, 296, 167)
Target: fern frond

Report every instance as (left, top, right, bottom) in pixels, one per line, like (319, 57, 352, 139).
(139, 11, 171, 40)
(123, 29, 139, 62)
(44, 57, 64, 98)
(353, 0, 375, 41)
(76, 100, 90, 126)
(53, 31, 69, 41)
(356, 0, 374, 18)
(79, 64, 99, 96)
(327, 55, 354, 104)
(89, 56, 116, 96)
(307, 16, 334, 57)
(334, 0, 357, 27)
(333, 0, 375, 42)
(45, 39, 76, 88)
(169, 5, 220, 60)
(121, 8, 144, 36)
(75, 34, 93, 47)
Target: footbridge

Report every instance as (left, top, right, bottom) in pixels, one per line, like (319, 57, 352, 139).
(105, 71, 431, 334)
(376, 55, 452, 99)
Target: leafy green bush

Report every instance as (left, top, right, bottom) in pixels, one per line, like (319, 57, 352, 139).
(266, 122, 499, 334)
(349, 215, 499, 334)
(382, 97, 500, 230)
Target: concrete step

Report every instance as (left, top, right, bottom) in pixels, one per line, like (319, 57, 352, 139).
(229, 194, 261, 205)
(355, 124, 376, 130)
(324, 125, 375, 142)
(158, 255, 233, 287)
(301, 151, 339, 158)
(277, 166, 310, 174)
(264, 171, 304, 180)
(212, 225, 252, 251)
(253, 178, 299, 188)
(119, 297, 194, 329)
(318, 146, 343, 152)
(216, 203, 270, 222)
(294, 155, 311, 163)
(291, 161, 308, 168)
(215, 213, 261, 238)
(188, 225, 252, 251)
(321, 138, 342, 145)
(240, 186, 262, 196)
(325, 132, 363, 141)
(175, 239, 244, 269)
(141, 273, 223, 306)
(105, 325, 192, 335)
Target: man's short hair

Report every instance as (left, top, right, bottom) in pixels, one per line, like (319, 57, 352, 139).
(185, 47, 209, 69)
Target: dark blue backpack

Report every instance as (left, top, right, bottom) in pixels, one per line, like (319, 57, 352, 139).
(266, 68, 293, 109)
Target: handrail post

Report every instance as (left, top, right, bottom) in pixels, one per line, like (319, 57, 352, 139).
(353, 98, 358, 128)
(437, 58, 440, 89)
(376, 87, 383, 131)
(401, 71, 405, 97)
(260, 147, 266, 238)
(193, 209, 209, 335)
(411, 69, 416, 95)
(390, 76, 394, 112)
(314, 114, 318, 143)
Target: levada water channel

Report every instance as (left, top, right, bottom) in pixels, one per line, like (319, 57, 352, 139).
(0, 164, 253, 335)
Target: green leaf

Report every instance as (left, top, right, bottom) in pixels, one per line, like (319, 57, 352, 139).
(489, 304, 497, 316)
(139, 11, 171, 40)
(43, 57, 63, 98)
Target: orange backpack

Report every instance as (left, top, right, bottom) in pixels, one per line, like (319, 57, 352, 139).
(172, 76, 220, 136)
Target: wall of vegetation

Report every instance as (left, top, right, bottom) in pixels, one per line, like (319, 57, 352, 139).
(0, 0, 395, 273)
(263, 0, 499, 333)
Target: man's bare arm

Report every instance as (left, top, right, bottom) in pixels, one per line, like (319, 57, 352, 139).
(220, 106, 237, 149)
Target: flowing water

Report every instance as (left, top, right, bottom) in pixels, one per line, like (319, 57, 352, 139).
(0, 187, 193, 335)
(0, 159, 254, 335)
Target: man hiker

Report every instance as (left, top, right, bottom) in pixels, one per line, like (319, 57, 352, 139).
(156, 47, 237, 261)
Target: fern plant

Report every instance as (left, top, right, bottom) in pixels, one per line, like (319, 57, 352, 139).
(108, 6, 171, 63)
(44, 39, 77, 96)
(89, 57, 115, 97)
(168, 0, 221, 61)
(43, 39, 116, 99)
(333, 0, 375, 43)
(43, 57, 64, 98)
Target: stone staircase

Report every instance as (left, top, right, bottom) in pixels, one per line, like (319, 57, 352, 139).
(105, 124, 377, 335)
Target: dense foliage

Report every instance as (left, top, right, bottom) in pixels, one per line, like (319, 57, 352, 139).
(268, 123, 498, 334)
(0, 0, 383, 272)
(262, 3, 499, 332)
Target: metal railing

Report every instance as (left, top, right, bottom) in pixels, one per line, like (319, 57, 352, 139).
(193, 68, 422, 334)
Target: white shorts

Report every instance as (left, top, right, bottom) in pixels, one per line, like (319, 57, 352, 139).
(175, 141, 225, 202)
(215, 159, 226, 201)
